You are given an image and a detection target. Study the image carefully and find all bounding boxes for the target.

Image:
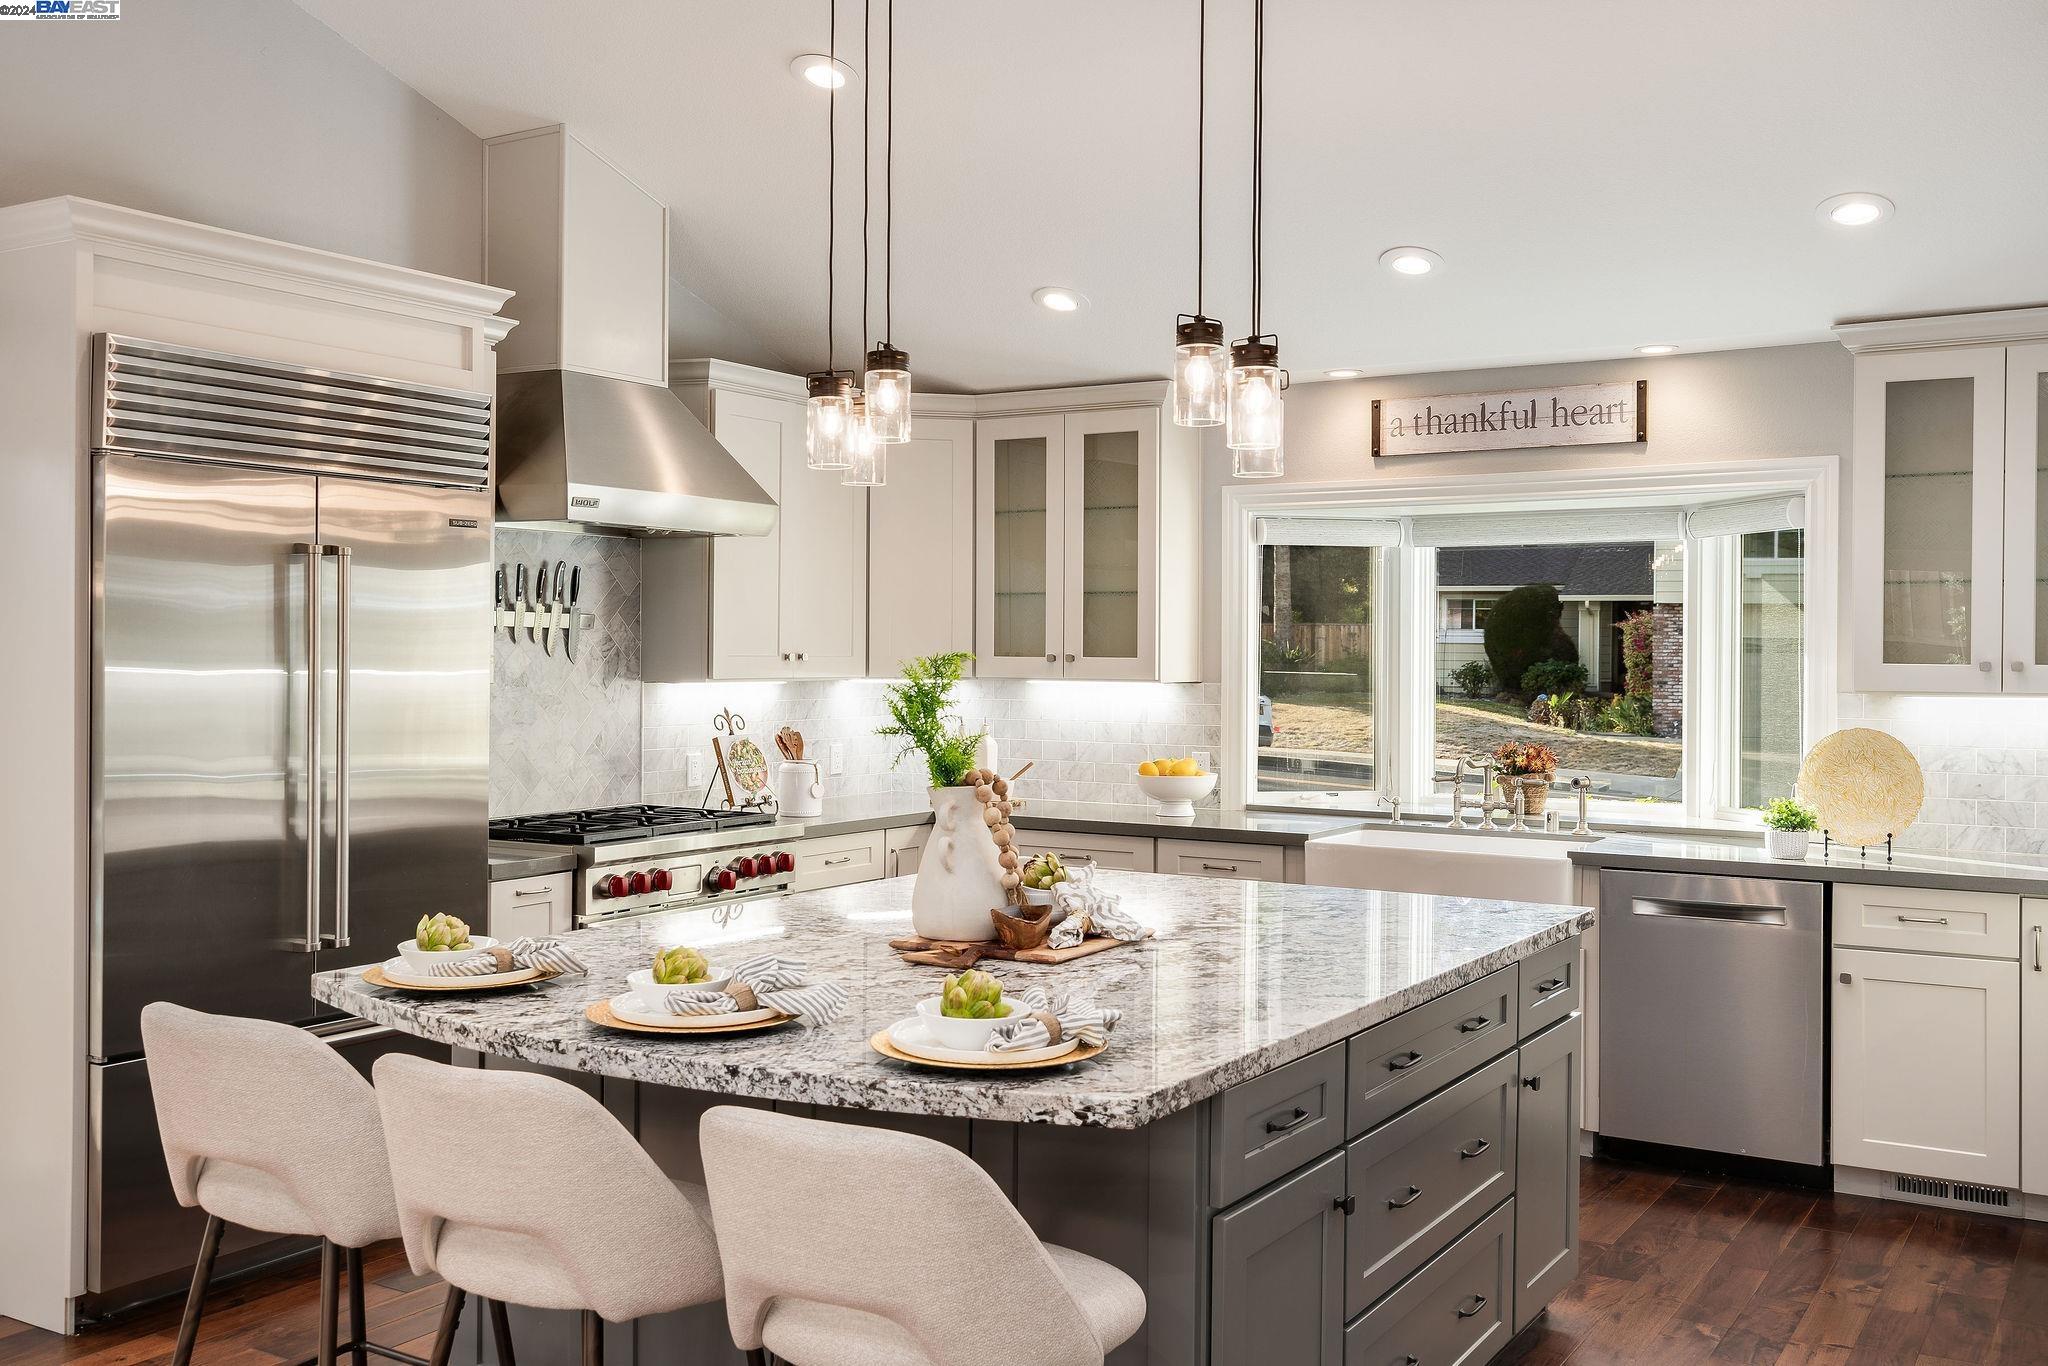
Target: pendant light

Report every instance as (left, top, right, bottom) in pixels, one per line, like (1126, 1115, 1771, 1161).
(842, 392, 884, 486)
(1172, 0, 1225, 428)
(843, 0, 887, 486)
(862, 0, 912, 444)
(1225, 0, 1285, 477)
(805, 0, 854, 470)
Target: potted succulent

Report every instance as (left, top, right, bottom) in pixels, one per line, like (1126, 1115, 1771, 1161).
(1760, 797, 1819, 860)
(877, 652, 1008, 942)
(1492, 741, 1558, 817)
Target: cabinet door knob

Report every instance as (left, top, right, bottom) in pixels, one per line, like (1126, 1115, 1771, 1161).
(1839, 971, 1853, 984)
(1065, 653, 1076, 663)
(1045, 654, 1057, 663)
(2014, 661, 2026, 672)
(795, 652, 805, 661)
(1334, 1194, 1357, 1215)
(1523, 1075, 1542, 1091)
(1979, 660, 1994, 672)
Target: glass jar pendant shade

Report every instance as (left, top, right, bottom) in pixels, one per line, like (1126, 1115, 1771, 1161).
(805, 372, 854, 470)
(1232, 425, 1284, 478)
(1172, 315, 1226, 427)
(840, 395, 884, 487)
(863, 344, 911, 444)
(1225, 337, 1286, 464)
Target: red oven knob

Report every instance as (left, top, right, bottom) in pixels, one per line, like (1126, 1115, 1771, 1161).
(627, 870, 651, 896)
(717, 867, 738, 891)
(702, 869, 724, 893)
(755, 851, 775, 871)
(774, 851, 795, 873)
(650, 868, 672, 892)
(596, 874, 624, 899)
(735, 855, 758, 879)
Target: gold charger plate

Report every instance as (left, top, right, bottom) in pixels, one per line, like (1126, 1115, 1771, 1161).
(1796, 727, 1925, 847)
(362, 963, 556, 992)
(585, 1000, 795, 1036)
(868, 1030, 1106, 1071)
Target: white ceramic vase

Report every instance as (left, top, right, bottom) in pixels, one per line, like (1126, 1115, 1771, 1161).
(909, 786, 1009, 942)
(1764, 828, 1811, 861)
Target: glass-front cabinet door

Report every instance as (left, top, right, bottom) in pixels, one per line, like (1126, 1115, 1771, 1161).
(975, 415, 1065, 678)
(1063, 408, 1158, 680)
(1850, 347, 2007, 692)
(2004, 343, 2048, 695)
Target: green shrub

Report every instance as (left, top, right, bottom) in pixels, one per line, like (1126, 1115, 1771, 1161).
(1521, 659, 1589, 696)
(1483, 584, 1577, 696)
(1449, 660, 1496, 699)
(1590, 694, 1654, 735)
(1261, 638, 1309, 672)
(1620, 610, 1655, 699)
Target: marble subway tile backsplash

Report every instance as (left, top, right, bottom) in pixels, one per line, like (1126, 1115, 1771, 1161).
(644, 678, 1223, 808)
(1840, 692, 2048, 865)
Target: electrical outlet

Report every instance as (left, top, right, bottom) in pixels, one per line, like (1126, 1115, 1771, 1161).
(830, 742, 845, 776)
(1194, 750, 1213, 772)
(686, 750, 706, 786)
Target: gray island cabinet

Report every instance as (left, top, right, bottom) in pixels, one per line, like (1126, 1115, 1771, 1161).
(315, 871, 1588, 1365)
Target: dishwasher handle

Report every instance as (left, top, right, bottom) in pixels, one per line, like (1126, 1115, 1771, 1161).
(1629, 897, 1789, 926)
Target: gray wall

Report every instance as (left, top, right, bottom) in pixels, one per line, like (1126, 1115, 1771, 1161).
(0, 0, 483, 279)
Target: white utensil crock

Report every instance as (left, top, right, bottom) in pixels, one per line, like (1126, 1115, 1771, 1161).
(776, 760, 823, 818)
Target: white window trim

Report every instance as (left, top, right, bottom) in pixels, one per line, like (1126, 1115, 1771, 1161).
(1220, 458, 1840, 826)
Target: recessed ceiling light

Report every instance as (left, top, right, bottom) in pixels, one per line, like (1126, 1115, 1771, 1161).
(790, 54, 854, 89)
(1032, 286, 1088, 313)
(1324, 368, 1366, 379)
(1378, 246, 1443, 277)
(1635, 344, 1678, 356)
(1817, 192, 1894, 228)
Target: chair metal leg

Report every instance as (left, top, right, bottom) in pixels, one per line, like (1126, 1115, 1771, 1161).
(579, 1310, 602, 1366)
(317, 1240, 341, 1366)
(744, 1351, 767, 1366)
(486, 1298, 515, 1366)
(346, 1247, 368, 1366)
(171, 1214, 225, 1366)
(426, 1286, 466, 1366)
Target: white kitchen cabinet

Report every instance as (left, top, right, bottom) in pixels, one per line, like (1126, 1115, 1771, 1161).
(1157, 838, 1287, 883)
(648, 363, 868, 681)
(488, 872, 574, 941)
(974, 399, 1198, 682)
(789, 828, 887, 892)
(1839, 310, 2048, 693)
(869, 416, 975, 677)
(1014, 827, 1156, 872)
(1832, 944, 2019, 1186)
(2023, 899, 2048, 1196)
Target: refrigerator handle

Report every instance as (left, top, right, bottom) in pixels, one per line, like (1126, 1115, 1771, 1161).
(327, 545, 354, 949)
(295, 542, 324, 952)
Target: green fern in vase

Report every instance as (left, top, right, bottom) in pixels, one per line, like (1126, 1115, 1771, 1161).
(876, 651, 985, 789)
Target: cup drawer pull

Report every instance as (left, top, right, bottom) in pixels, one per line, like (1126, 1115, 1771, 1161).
(1534, 977, 1568, 995)
(1456, 1293, 1489, 1319)
(1459, 1138, 1491, 1159)
(1457, 1015, 1492, 1033)
(1387, 1050, 1425, 1071)
(1264, 1106, 1312, 1135)
(1388, 1185, 1423, 1210)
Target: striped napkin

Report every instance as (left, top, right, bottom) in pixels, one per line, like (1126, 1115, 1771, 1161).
(1045, 880, 1153, 950)
(987, 986, 1121, 1052)
(426, 937, 588, 978)
(663, 953, 849, 1025)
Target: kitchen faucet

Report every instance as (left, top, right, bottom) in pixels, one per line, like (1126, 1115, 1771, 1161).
(1439, 755, 1478, 829)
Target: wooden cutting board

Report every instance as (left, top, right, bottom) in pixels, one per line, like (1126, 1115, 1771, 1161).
(888, 934, 1138, 968)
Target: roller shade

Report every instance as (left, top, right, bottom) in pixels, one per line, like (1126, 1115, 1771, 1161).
(1254, 516, 1404, 547)
(1684, 492, 1805, 539)
(1406, 507, 1685, 548)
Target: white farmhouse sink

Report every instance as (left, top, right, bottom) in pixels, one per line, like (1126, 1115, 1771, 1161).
(1304, 826, 1580, 904)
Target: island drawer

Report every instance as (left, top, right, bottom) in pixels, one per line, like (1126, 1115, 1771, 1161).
(1517, 935, 1580, 1039)
(1156, 838, 1287, 883)
(1211, 1042, 1347, 1207)
(1343, 1198, 1513, 1366)
(1347, 965, 1515, 1136)
(1345, 1051, 1518, 1318)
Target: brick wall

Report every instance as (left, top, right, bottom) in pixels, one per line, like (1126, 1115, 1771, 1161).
(1652, 603, 1684, 737)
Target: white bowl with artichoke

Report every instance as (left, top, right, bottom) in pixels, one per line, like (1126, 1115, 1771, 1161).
(625, 945, 729, 1013)
(396, 914, 495, 974)
(914, 969, 1020, 1050)
(1017, 852, 1073, 907)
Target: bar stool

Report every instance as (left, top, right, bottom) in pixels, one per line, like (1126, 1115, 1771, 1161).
(372, 1054, 726, 1366)
(699, 1105, 1145, 1366)
(140, 1002, 416, 1366)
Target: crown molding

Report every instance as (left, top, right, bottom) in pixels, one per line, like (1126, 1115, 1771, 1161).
(1834, 304, 2048, 354)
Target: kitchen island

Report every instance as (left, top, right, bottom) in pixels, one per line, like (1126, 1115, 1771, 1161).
(315, 871, 1589, 1366)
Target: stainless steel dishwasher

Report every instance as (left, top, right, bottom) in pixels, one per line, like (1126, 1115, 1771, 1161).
(1598, 869, 1826, 1169)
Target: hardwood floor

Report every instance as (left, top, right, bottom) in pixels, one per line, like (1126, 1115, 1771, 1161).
(5, 1156, 2045, 1364)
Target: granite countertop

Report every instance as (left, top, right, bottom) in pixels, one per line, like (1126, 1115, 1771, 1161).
(488, 842, 580, 881)
(316, 871, 1588, 1129)
(783, 795, 1367, 847)
(1571, 834, 2048, 895)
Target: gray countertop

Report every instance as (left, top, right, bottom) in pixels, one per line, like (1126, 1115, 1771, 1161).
(488, 842, 580, 881)
(317, 870, 1588, 1129)
(783, 795, 1367, 847)
(1570, 834, 2048, 895)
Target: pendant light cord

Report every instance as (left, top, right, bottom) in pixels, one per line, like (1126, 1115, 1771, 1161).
(885, 0, 894, 345)
(826, 0, 836, 371)
(1250, 0, 1264, 335)
(1196, 0, 1205, 316)
(861, 0, 871, 360)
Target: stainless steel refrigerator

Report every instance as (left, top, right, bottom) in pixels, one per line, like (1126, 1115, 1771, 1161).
(86, 335, 492, 1305)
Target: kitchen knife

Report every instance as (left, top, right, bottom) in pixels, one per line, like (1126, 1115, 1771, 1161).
(552, 562, 569, 655)
(528, 561, 545, 642)
(536, 558, 552, 655)
(515, 563, 528, 643)
(565, 564, 582, 661)
(495, 564, 510, 641)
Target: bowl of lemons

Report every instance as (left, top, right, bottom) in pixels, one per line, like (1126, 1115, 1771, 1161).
(1135, 756, 1216, 817)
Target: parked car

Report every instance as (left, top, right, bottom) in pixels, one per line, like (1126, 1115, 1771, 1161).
(1257, 694, 1274, 747)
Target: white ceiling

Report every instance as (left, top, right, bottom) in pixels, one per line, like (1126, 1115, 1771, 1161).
(294, 0, 2048, 393)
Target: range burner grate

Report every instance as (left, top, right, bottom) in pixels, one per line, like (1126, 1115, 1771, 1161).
(490, 803, 776, 846)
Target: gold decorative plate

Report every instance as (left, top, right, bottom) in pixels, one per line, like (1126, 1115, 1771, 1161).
(1796, 727, 1925, 847)
(868, 1030, 1106, 1071)
(584, 1000, 795, 1036)
(362, 963, 556, 992)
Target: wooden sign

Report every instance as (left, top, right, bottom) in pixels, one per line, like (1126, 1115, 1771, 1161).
(1372, 380, 1646, 457)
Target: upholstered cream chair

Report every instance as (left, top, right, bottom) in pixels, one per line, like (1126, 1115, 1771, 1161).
(699, 1105, 1145, 1366)
(140, 1002, 406, 1366)
(372, 1054, 728, 1366)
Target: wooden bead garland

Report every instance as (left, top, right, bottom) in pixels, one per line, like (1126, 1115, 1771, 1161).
(961, 767, 1023, 904)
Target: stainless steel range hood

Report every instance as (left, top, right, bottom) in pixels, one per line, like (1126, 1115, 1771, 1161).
(495, 369, 775, 536)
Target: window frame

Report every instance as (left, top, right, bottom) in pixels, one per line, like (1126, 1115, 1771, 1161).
(1220, 459, 1840, 829)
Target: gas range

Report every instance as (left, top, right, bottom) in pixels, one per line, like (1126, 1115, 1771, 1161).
(489, 805, 807, 926)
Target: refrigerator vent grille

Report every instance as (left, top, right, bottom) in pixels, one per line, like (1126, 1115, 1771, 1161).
(94, 334, 491, 489)
(1891, 1174, 2012, 1209)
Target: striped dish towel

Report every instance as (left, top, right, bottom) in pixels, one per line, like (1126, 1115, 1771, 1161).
(1045, 881, 1152, 950)
(427, 937, 588, 978)
(987, 986, 1121, 1052)
(663, 953, 849, 1025)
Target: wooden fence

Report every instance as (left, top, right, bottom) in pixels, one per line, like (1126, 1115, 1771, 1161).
(1262, 622, 1371, 665)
